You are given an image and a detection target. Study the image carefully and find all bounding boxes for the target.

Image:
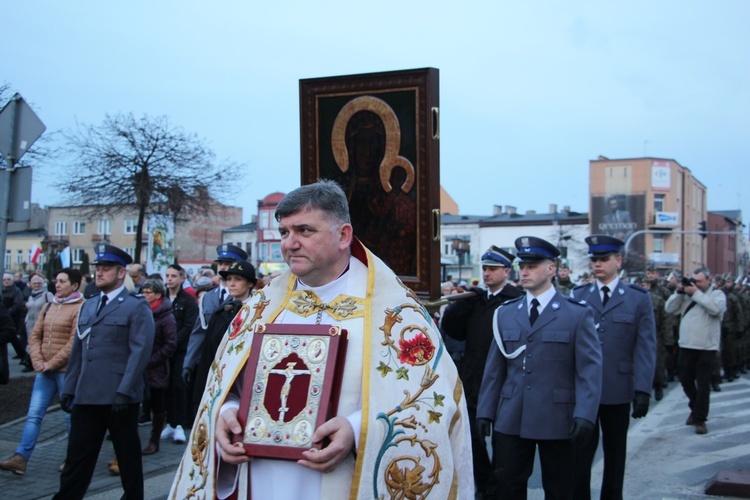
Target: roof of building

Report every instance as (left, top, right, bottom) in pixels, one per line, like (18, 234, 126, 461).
(223, 221, 257, 233)
(442, 211, 588, 227)
(710, 210, 742, 222)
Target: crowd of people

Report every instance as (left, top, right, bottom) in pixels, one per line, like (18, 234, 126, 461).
(0, 182, 747, 498)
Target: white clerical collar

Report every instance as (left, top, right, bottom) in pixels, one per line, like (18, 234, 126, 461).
(525, 285, 557, 314)
(488, 283, 507, 298)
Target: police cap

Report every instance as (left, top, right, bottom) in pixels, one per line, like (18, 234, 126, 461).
(92, 244, 133, 267)
(514, 236, 560, 263)
(215, 244, 248, 263)
(585, 234, 624, 258)
(481, 246, 514, 267)
(218, 260, 257, 284)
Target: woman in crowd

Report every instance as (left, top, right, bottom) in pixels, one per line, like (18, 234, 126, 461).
(191, 260, 256, 414)
(24, 274, 54, 346)
(0, 268, 84, 475)
(140, 279, 177, 455)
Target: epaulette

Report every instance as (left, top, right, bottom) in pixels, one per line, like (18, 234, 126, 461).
(572, 284, 588, 291)
(566, 296, 588, 307)
(500, 296, 524, 307)
(627, 283, 648, 293)
(130, 292, 146, 299)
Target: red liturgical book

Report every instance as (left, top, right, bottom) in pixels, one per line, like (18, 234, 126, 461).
(234, 323, 349, 460)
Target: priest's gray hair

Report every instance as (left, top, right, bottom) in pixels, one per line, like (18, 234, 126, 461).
(275, 179, 351, 226)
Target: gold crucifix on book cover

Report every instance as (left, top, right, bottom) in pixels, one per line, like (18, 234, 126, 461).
(233, 323, 349, 460)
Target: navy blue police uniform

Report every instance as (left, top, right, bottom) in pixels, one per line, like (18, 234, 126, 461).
(571, 235, 656, 500)
(477, 237, 603, 499)
(56, 244, 155, 500)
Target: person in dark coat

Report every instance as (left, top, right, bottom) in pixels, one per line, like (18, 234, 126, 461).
(191, 260, 257, 415)
(440, 245, 523, 498)
(140, 279, 177, 455)
(2, 273, 30, 368)
(0, 303, 16, 385)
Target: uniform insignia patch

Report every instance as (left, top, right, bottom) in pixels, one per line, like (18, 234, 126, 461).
(618, 288, 625, 295)
(551, 301, 560, 310)
(517, 302, 523, 310)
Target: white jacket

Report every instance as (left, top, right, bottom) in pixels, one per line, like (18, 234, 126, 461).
(665, 286, 726, 351)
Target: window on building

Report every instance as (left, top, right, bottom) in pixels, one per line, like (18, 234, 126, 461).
(73, 221, 86, 235)
(245, 242, 253, 258)
(259, 210, 272, 230)
(124, 247, 136, 259)
(654, 194, 665, 213)
(4, 250, 9, 269)
(16, 250, 23, 264)
(270, 243, 282, 261)
(98, 219, 112, 235)
(124, 219, 138, 234)
(653, 234, 664, 253)
(258, 243, 268, 262)
(55, 221, 67, 236)
(73, 248, 85, 264)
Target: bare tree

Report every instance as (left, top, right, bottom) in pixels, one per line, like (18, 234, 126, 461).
(57, 113, 242, 262)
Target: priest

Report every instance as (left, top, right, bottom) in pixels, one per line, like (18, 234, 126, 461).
(169, 180, 473, 499)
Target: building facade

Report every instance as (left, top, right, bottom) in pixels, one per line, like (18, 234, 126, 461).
(706, 210, 746, 277)
(590, 156, 706, 275)
(441, 205, 590, 284)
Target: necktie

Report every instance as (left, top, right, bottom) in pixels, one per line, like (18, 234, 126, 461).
(220, 288, 227, 303)
(97, 295, 109, 316)
(529, 298, 540, 326)
(601, 286, 610, 307)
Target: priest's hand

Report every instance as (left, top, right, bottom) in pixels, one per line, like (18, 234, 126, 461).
(298, 416, 354, 473)
(217, 407, 250, 465)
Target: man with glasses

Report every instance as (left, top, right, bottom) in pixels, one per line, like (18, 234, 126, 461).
(54, 244, 155, 500)
(572, 235, 656, 499)
(441, 245, 522, 498)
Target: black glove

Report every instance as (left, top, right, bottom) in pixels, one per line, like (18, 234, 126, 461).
(569, 417, 594, 449)
(182, 367, 193, 386)
(59, 394, 74, 413)
(111, 393, 131, 413)
(476, 418, 492, 437)
(631, 391, 650, 418)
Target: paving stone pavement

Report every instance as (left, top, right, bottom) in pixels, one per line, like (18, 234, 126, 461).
(0, 406, 185, 500)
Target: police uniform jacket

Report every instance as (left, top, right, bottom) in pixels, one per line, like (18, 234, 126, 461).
(184, 285, 227, 371)
(571, 281, 656, 405)
(441, 284, 523, 409)
(63, 288, 155, 404)
(476, 292, 602, 440)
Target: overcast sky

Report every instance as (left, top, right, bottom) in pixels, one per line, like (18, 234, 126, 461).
(3, 1, 749, 226)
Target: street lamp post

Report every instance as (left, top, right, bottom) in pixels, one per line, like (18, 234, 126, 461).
(451, 236, 471, 284)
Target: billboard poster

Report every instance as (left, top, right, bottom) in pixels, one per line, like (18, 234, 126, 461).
(591, 194, 646, 269)
(652, 161, 670, 191)
(147, 214, 175, 278)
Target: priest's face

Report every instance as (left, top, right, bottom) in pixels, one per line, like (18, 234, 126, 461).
(279, 207, 353, 287)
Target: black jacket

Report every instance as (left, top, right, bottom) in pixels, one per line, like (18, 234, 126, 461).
(441, 284, 523, 409)
(171, 289, 198, 353)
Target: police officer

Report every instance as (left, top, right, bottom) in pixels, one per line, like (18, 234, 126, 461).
(55, 244, 155, 500)
(572, 235, 656, 500)
(476, 236, 602, 499)
(182, 245, 248, 404)
(441, 245, 523, 498)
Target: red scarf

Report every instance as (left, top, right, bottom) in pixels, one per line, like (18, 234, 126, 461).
(149, 297, 164, 311)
